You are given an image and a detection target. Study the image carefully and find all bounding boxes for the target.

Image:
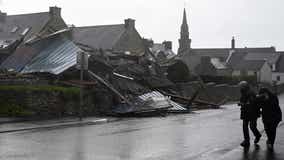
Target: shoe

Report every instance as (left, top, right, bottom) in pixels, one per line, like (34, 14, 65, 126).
(240, 141, 250, 147)
(267, 144, 274, 151)
(254, 135, 261, 144)
(267, 141, 274, 151)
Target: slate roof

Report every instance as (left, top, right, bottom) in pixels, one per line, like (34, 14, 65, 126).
(190, 47, 276, 60)
(0, 12, 51, 42)
(275, 52, 284, 72)
(0, 32, 22, 54)
(72, 24, 126, 50)
(234, 60, 266, 71)
(226, 52, 247, 68)
(226, 51, 271, 71)
(244, 52, 280, 65)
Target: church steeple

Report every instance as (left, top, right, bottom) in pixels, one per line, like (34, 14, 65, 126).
(181, 8, 189, 39)
(178, 8, 191, 54)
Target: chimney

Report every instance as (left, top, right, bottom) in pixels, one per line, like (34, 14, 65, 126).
(163, 41, 172, 50)
(49, 6, 61, 17)
(231, 36, 235, 49)
(0, 10, 7, 22)
(124, 18, 135, 29)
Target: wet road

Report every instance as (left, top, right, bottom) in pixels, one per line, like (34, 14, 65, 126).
(1, 96, 284, 160)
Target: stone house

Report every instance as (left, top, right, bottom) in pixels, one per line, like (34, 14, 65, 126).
(176, 8, 279, 84)
(272, 52, 284, 84)
(226, 50, 282, 84)
(231, 60, 272, 84)
(71, 19, 146, 57)
(195, 56, 231, 77)
(0, 6, 67, 63)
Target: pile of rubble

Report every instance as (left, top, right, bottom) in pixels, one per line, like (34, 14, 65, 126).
(84, 53, 223, 117)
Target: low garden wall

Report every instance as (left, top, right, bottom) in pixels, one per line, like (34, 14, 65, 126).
(0, 85, 80, 118)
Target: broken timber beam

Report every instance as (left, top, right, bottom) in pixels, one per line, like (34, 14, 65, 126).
(161, 92, 219, 107)
(88, 70, 133, 106)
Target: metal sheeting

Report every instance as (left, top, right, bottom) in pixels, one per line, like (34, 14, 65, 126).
(168, 100, 188, 111)
(139, 91, 188, 111)
(21, 38, 82, 75)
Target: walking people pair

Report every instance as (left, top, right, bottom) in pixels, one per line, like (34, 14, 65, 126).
(238, 81, 282, 151)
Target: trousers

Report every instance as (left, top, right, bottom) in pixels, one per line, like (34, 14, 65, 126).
(243, 119, 261, 141)
(264, 121, 279, 145)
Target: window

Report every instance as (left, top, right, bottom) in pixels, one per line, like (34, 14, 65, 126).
(11, 26, 18, 33)
(277, 76, 280, 81)
(21, 27, 31, 36)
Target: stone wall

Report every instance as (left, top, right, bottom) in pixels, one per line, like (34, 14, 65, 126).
(0, 84, 117, 118)
(0, 85, 79, 118)
(178, 81, 284, 105)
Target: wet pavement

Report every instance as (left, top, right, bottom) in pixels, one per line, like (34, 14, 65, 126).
(0, 117, 110, 133)
(0, 96, 284, 160)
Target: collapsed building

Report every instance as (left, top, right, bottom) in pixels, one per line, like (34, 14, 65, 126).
(0, 8, 194, 117)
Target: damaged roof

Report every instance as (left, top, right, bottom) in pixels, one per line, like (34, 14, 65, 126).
(21, 36, 81, 75)
(1, 31, 82, 75)
(0, 12, 50, 42)
(151, 43, 176, 59)
(72, 24, 126, 50)
(0, 45, 38, 72)
(210, 58, 227, 69)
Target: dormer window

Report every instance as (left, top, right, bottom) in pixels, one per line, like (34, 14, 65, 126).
(11, 26, 18, 33)
(21, 27, 31, 36)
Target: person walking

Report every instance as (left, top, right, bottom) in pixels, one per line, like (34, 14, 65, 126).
(238, 81, 262, 147)
(257, 87, 282, 151)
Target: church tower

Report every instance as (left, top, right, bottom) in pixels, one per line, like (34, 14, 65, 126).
(178, 8, 192, 54)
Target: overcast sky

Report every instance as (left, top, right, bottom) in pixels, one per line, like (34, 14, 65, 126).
(1, 0, 284, 52)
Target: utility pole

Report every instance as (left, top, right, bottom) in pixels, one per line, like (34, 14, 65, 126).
(79, 52, 85, 121)
(77, 51, 88, 121)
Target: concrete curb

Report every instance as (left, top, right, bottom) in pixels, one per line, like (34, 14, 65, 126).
(0, 118, 111, 134)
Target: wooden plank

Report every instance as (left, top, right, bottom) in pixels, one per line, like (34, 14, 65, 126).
(161, 92, 219, 106)
(88, 70, 133, 106)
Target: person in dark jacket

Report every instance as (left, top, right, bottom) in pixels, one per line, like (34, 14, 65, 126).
(238, 81, 261, 147)
(257, 87, 282, 151)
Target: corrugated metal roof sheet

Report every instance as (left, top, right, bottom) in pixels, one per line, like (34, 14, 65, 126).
(21, 37, 82, 75)
(139, 91, 187, 111)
